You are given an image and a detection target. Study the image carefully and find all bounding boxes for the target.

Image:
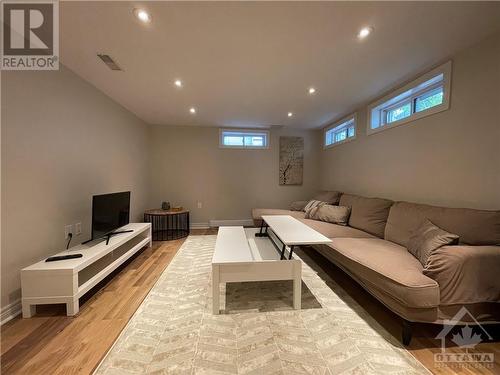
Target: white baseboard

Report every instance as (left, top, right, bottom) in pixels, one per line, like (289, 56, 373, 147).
(209, 219, 254, 227)
(190, 222, 210, 229)
(191, 219, 254, 229)
(1, 299, 21, 325)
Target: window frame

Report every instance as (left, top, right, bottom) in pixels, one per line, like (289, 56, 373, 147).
(323, 113, 357, 149)
(219, 128, 270, 149)
(367, 61, 452, 136)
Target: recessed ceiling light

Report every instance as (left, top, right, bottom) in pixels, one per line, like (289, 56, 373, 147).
(133, 9, 151, 23)
(357, 26, 373, 40)
(189, 107, 196, 114)
(308, 87, 316, 95)
(174, 79, 183, 88)
(288, 112, 293, 118)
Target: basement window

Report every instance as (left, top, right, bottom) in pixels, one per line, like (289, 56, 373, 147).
(219, 129, 269, 149)
(324, 114, 356, 148)
(368, 61, 451, 135)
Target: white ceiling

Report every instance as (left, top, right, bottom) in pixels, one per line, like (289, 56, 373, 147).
(60, 1, 500, 129)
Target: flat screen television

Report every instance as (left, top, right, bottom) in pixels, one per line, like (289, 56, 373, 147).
(91, 191, 131, 241)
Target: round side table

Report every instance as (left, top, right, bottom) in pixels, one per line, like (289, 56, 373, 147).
(144, 209, 190, 241)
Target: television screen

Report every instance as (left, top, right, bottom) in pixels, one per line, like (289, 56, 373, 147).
(91, 191, 130, 240)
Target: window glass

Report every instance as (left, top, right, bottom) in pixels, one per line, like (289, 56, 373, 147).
(224, 136, 243, 146)
(335, 129, 347, 142)
(415, 87, 444, 112)
(386, 102, 411, 123)
(220, 130, 268, 148)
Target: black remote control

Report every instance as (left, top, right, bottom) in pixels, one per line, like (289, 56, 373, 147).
(45, 254, 83, 262)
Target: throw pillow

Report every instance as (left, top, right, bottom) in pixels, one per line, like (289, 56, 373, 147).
(290, 200, 308, 211)
(303, 200, 325, 212)
(407, 219, 459, 266)
(305, 205, 320, 219)
(309, 205, 351, 226)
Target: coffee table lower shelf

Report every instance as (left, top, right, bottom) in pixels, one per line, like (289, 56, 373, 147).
(211, 227, 301, 315)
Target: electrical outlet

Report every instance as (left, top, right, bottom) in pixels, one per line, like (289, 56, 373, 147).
(64, 225, 73, 239)
(197, 201, 202, 209)
(75, 222, 82, 236)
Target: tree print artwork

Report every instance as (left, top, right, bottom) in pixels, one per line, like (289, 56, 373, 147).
(279, 136, 304, 185)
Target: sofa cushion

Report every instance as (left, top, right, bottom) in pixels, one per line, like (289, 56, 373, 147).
(407, 220, 459, 266)
(312, 191, 342, 205)
(306, 205, 351, 226)
(424, 245, 500, 306)
(252, 208, 305, 226)
(339, 194, 393, 238)
(385, 201, 500, 247)
(290, 200, 309, 211)
(324, 238, 440, 308)
(299, 219, 376, 239)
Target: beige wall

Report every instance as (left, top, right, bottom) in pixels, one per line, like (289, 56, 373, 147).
(320, 32, 500, 210)
(149, 126, 320, 224)
(1, 66, 150, 309)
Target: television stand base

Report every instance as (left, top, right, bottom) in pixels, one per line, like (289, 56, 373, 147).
(21, 223, 152, 318)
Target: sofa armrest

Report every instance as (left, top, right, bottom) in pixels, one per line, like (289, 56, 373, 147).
(290, 200, 309, 211)
(423, 245, 500, 306)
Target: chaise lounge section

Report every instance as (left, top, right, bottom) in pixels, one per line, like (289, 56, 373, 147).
(252, 192, 500, 344)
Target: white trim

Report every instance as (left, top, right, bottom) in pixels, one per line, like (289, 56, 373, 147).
(209, 219, 254, 227)
(190, 222, 210, 229)
(323, 113, 357, 149)
(1, 299, 22, 325)
(219, 128, 270, 149)
(367, 60, 452, 135)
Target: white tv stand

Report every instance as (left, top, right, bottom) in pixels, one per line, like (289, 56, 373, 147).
(21, 223, 152, 318)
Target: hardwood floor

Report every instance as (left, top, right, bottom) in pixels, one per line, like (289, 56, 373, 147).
(1, 228, 498, 375)
(0, 228, 216, 375)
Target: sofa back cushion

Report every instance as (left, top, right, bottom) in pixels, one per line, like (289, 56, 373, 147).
(338, 194, 393, 238)
(385, 201, 500, 247)
(289, 200, 309, 211)
(307, 205, 351, 226)
(312, 191, 342, 205)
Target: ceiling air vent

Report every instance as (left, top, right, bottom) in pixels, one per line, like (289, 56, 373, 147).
(97, 54, 122, 71)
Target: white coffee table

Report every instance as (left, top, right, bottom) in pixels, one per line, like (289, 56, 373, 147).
(212, 226, 301, 314)
(211, 216, 332, 314)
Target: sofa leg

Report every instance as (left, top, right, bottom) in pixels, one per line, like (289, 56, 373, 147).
(402, 320, 412, 346)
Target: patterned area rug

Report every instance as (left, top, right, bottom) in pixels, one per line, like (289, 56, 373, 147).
(95, 232, 429, 375)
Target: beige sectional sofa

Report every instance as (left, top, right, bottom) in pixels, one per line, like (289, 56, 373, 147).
(252, 191, 500, 345)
